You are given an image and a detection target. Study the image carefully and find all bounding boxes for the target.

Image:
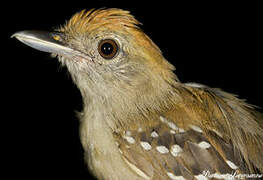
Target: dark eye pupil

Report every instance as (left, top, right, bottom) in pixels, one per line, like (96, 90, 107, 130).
(98, 39, 118, 59)
(101, 42, 114, 55)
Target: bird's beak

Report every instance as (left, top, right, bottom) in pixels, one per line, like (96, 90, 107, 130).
(11, 30, 87, 59)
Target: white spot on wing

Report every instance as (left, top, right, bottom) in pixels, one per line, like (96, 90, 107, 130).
(151, 131, 159, 138)
(167, 172, 185, 180)
(190, 125, 203, 133)
(195, 174, 208, 180)
(140, 141, 152, 151)
(226, 160, 238, 170)
(123, 136, 135, 144)
(198, 141, 211, 149)
(170, 130, 176, 134)
(160, 116, 166, 123)
(170, 144, 183, 157)
(156, 146, 169, 154)
(168, 122, 179, 131)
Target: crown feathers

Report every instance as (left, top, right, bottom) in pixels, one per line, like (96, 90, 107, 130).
(61, 8, 141, 33)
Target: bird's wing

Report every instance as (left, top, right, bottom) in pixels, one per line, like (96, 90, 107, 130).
(180, 83, 263, 173)
(116, 118, 244, 179)
(115, 83, 263, 180)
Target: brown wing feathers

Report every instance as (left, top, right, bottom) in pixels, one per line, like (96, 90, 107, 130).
(116, 119, 243, 179)
(115, 84, 263, 179)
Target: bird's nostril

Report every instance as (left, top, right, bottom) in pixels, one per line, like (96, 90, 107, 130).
(52, 34, 61, 41)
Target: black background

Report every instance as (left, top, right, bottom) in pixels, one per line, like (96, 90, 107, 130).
(3, 1, 262, 179)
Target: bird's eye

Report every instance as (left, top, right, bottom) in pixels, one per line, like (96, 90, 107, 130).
(98, 39, 118, 59)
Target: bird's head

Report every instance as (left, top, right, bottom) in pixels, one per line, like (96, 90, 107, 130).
(12, 9, 179, 117)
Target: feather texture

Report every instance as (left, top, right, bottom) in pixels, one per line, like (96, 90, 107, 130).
(13, 8, 263, 180)
(113, 83, 263, 179)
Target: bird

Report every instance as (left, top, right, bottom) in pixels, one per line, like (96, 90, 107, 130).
(12, 8, 263, 180)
